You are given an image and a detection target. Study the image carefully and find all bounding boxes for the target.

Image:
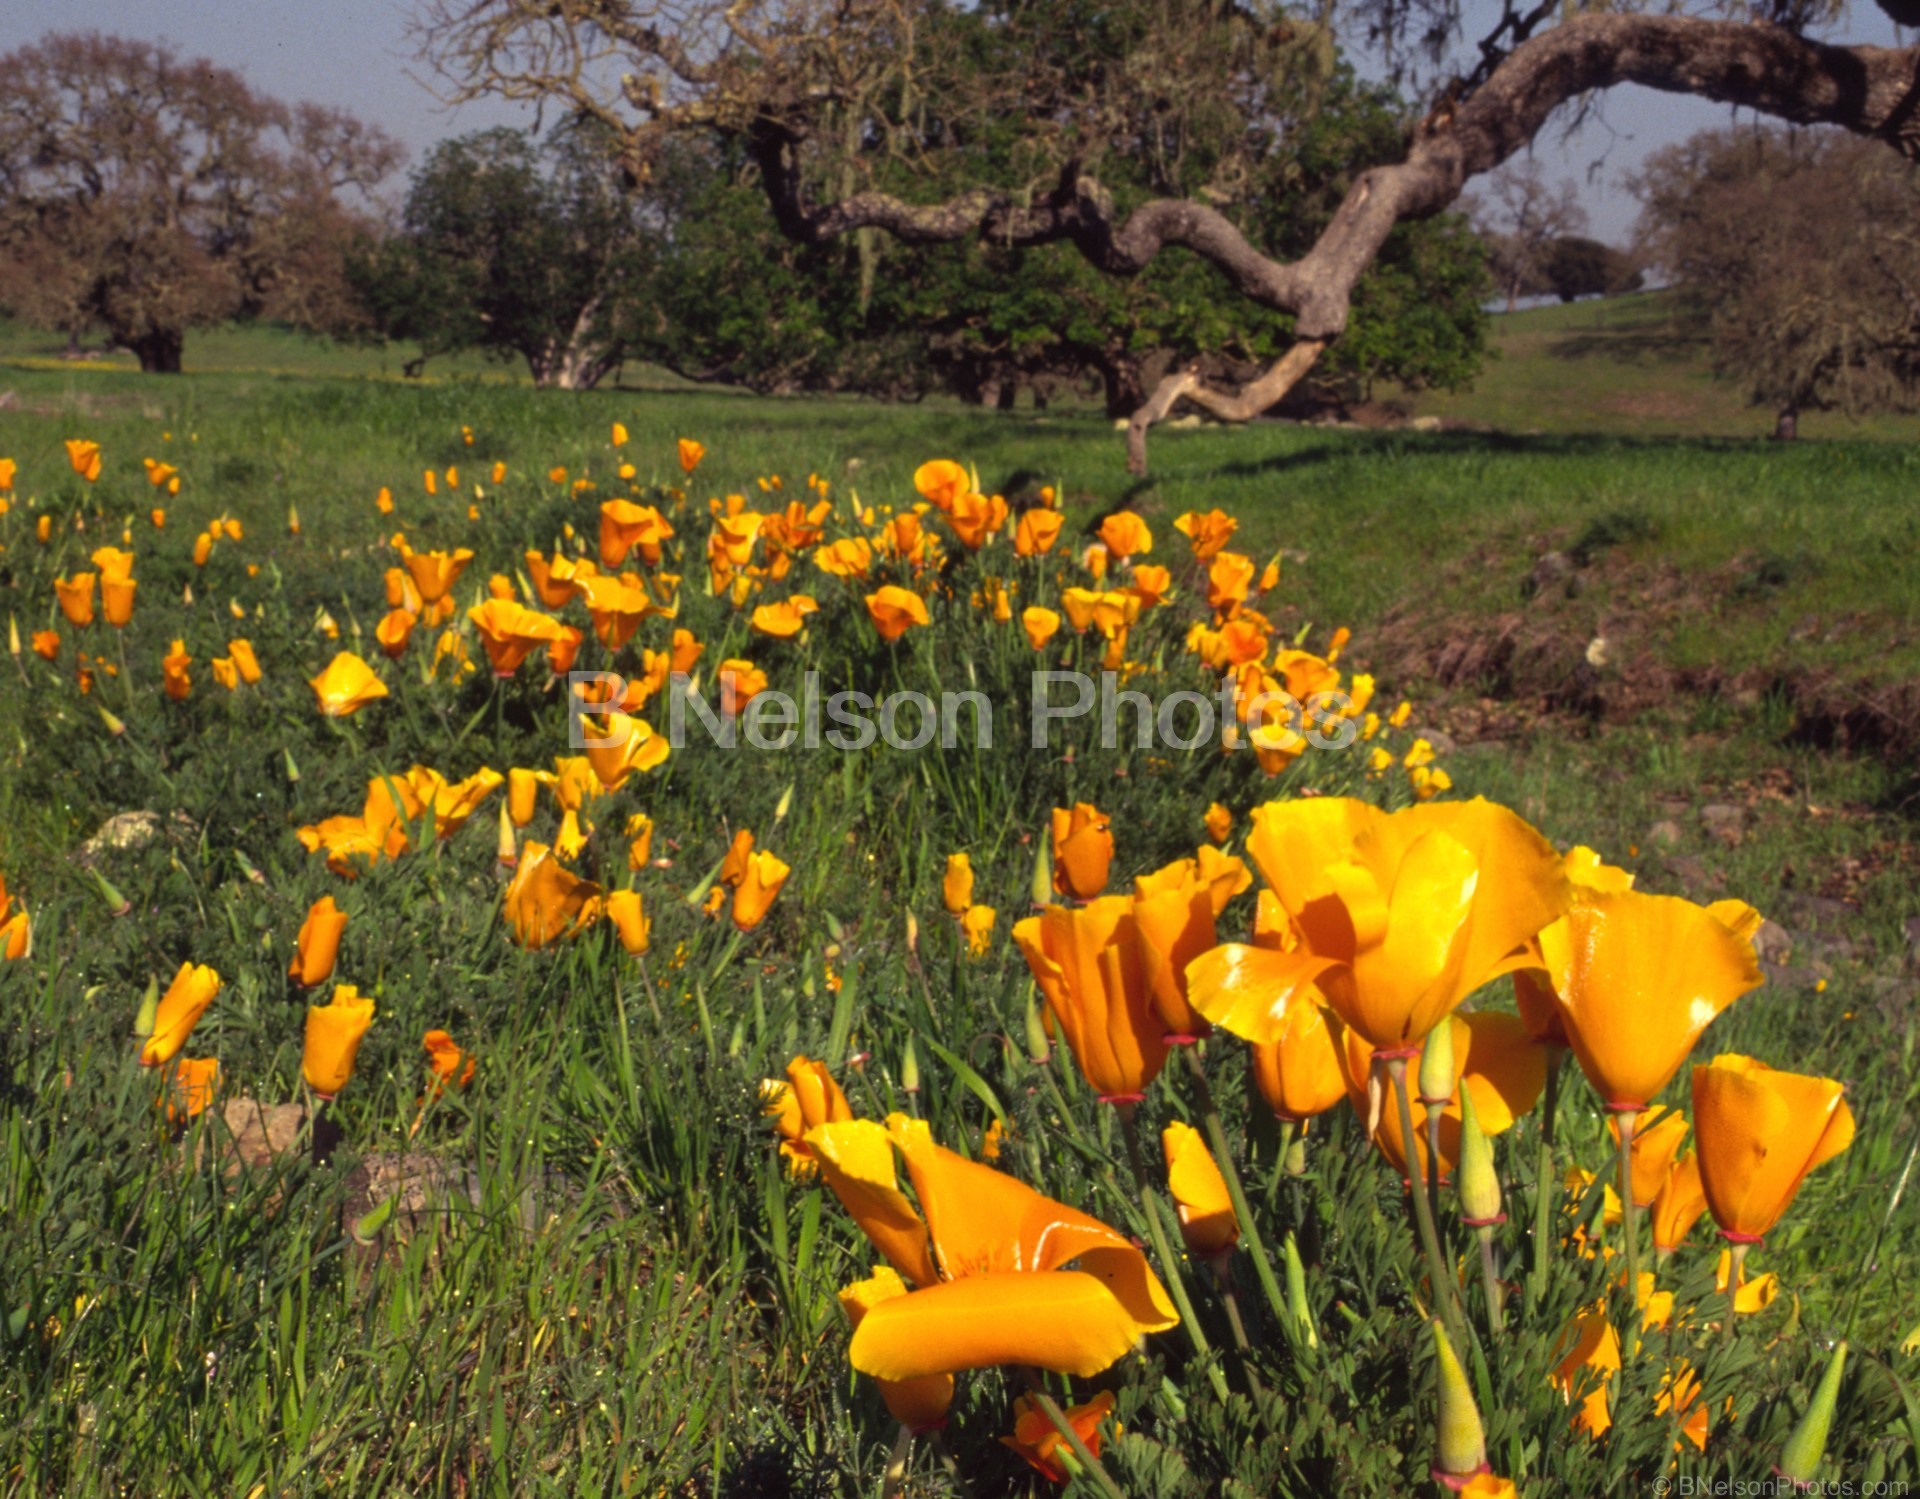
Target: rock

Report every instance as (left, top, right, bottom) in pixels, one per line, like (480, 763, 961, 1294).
(1661, 854, 1719, 889)
(342, 1151, 484, 1243)
(1647, 819, 1683, 849)
(1421, 729, 1457, 756)
(1525, 551, 1573, 599)
(1753, 920, 1794, 964)
(1699, 803, 1745, 845)
(1777, 892, 1857, 932)
(218, 1096, 307, 1169)
(1760, 962, 1821, 991)
(1410, 415, 1443, 432)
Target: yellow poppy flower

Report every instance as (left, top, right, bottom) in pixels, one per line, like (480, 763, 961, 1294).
(140, 962, 222, 1068)
(309, 652, 389, 717)
(1692, 1054, 1855, 1244)
(303, 984, 376, 1098)
(289, 896, 348, 988)
(811, 1115, 1177, 1380)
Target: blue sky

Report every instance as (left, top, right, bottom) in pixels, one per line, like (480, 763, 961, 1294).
(2, 0, 1906, 242)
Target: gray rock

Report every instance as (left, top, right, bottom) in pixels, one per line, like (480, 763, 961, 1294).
(1753, 920, 1794, 964)
(1760, 962, 1821, 991)
(1699, 804, 1745, 846)
(1527, 551, 1574, 598)
(1647, 819, 1683, 849)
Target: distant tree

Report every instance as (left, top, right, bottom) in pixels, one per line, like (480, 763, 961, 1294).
(0, 32, 399, 371)
(1541, 235, 1644, 302)
(1633, 126, 1920, 438)
(1464, 161, 1589, 312)
(354, 125, 659, 389)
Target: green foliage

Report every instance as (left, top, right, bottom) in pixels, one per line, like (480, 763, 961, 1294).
(632, 64, 1489, 411)
(0, 369, 1915, 1495)
(355, 126, 656, 389)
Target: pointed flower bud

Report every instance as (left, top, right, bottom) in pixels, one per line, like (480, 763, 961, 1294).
(1419, 1014, 1455, 1108)
(91, 868, 131, 918)
(1457, 1084, 1504, 1226)
(1029, 825, 1053, 909)
(1432, 1319, 1490, 1488)
(1284, 1232, 1318, 1348)
(97, 706, 126, 737)
(1776, 1341, 1847, 1487)
(1024, 988, 1052, 1066)
(132, 975, 160, 1038)
(901, 1035, 921, 1095)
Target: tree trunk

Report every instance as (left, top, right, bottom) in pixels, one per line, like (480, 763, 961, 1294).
(128, 329, 184, 373)
(1772, 403, 1800, 440)
(995, 379, 1018, 411)
(1097, 351, 1147, 420)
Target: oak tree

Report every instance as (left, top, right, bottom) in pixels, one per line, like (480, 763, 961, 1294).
(1635, 125, 1920, 437)
(418, 0, 1920, 468)
(354, 124, 661, 389)
(0, 32, 400, 372)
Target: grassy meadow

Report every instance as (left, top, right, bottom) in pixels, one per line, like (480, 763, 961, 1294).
(0, 313, 1916, 1497)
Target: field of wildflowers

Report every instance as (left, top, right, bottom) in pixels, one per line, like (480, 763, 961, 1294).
(0, 391, 1915, 1497)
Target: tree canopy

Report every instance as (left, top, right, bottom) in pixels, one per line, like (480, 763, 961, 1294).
(354, 125, 659, 389)
(1634, 125, 1920, 437)
(416, 0, 1920, 470)
(0, 32, 400, 372)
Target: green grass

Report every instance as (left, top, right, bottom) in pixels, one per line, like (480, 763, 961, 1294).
(0, 324, 1916, 1496)
(1415, 292, 1920, 442)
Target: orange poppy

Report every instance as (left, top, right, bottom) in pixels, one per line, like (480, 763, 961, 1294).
(1013, 896, 1168, 1101)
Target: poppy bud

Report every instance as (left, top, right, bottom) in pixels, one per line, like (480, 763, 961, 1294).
(131, 975, 160, 1038)
(1284, 1231, 1317, 1348)
(1432, 1319, 1489, 1487)
(1029, 825, 1053, 909)
(1776, 1341, 1847, 1487)
(905, 911, 919, 956)
(1457, 1085, 1504, 1226)
(6, 615, 18, 658)
(284, 747, 300, 784)
(91, 869, 131, 918)
(1419, 1016, 1455, 1109)
(497, 802, 517, 867)
(97, 706, 126, 737)
(901, 1036, 921, 1095)
(352, 1195, 396, 1246)
(1023, 990, 1051, 1066)
(774, 781, 794, 821)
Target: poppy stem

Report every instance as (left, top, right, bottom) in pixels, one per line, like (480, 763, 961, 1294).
(880, 1424, 913, 1499)
(1474, 1226, 1506, 1335)
(1026, 1386, 1129, 1499)
(1212, 1259, 1253, 1352)
(1183, 1047, 1288, 1329)
(1842, 1120, 1919, 1345)
(634, 954, 665, 1030)
(1527, 1057, 1562, 1311)
(1116, 1104, 1230, 1404)
(1386, 1057, 1470, 1353)
(1722, 1241, 1747, 1349)
(1424, 1107, 1446, 1245)
(1616, 1110, 1641, 1361)
(929, 1434, 981, 1499)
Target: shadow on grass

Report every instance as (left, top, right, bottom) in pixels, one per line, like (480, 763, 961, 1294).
(1201, 426, 1774, 481)
(1542, 331, 1711, 364)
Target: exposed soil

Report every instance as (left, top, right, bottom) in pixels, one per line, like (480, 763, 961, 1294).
(1368, 545, 1920, 767)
